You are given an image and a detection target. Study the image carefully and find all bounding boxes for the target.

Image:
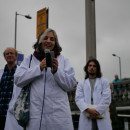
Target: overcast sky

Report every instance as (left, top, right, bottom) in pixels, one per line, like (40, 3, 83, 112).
(0, 0, 130, 82)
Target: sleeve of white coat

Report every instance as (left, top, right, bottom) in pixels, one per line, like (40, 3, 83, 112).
(53, 57, 77, 91)
(75, 81, 88, 112)
(96, 79, 111, 114)
(14, 55, 44, 88)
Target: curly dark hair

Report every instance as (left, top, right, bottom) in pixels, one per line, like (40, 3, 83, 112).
(33, 28, 62, 56)
(84, 58, 102, 79)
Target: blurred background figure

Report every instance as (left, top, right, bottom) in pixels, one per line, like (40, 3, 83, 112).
(112, 74, 122, 93)
(0, 47, 17, 130)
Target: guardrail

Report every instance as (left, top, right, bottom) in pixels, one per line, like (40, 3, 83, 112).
(111, 80, 130, 130)
(112, 79, 130, 106)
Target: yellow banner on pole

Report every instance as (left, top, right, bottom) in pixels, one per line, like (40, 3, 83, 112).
(37, 8, 47, 38)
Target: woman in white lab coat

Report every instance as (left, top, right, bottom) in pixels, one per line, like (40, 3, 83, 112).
(75, 59, 112, 130)
(14, 28, 77, 130)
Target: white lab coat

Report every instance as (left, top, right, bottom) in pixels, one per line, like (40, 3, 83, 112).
(4, 85, 23, 130)
(0, 68, 22, 130)
(75, 78, 112, 130)
(14, 54, 77, 130)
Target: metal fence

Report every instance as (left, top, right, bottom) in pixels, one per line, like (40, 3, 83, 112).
(111, 80, 130, 130)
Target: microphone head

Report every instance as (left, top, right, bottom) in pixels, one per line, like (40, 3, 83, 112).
(44, 49, 53, 69)
(44, 49, 50, 54)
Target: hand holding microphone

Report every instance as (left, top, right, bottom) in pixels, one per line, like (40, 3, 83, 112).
(52, 58, 58, 73)
(40, 49, 58, 73)
(40, 49, 51, 71)
(40, 58, 46, 71)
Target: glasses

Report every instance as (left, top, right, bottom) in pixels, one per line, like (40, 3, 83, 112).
(44, 36, 55, 41)
(88, 64, 96, 67)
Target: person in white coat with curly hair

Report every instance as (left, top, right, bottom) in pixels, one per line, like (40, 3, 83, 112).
(75, 58, 112, 130)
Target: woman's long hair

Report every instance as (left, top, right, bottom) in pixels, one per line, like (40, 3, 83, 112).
(84, 58, 102, 79)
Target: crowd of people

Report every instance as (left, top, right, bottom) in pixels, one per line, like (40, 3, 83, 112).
(0, 28, 112, 130)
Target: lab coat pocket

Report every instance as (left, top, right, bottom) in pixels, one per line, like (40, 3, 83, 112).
(52, 97, 71, 118)
(95, 88, 102, 101)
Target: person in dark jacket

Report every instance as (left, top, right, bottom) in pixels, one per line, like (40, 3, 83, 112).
(0, 47, 17, 130)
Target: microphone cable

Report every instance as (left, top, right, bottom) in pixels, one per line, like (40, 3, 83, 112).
(39, 69, 47, 130)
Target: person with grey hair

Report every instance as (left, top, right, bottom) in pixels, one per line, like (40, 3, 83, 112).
(0, 47, 22, 130)
(14, 28, 77, 130)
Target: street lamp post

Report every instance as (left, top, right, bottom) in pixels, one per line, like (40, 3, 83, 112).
(15, 12, 32, 49)
(112, 54, 122, 79)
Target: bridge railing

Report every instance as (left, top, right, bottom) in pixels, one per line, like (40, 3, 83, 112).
(111, 80, 130, 130)
(112, 79, 130, 106)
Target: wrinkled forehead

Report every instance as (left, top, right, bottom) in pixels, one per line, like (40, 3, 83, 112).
(4, 48, 16, 55)
(5, 48, 15, 53)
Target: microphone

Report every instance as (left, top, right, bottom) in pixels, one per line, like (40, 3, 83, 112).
(44, 49, 53, 70)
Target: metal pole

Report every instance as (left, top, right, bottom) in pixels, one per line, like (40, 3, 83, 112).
(112, 54, 122, 79)
(46, 8, 49, 28)
(15, 12, 17, 49)
(119, 57, 122, 79)
(14, 12, 32, 50)
(85, 0, 96, 61)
